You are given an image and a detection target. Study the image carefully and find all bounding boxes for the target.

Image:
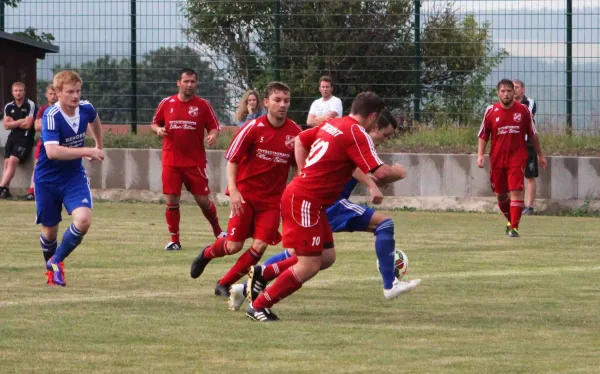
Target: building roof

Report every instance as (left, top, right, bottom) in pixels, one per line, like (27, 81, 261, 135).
(0, 31, 59, 54)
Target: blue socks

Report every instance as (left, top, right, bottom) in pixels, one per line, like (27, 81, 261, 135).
(375, 219, 396, 290)
(40, 235, 57, 263)
(242, 249, 292, 297)
(52, 224, 85, 263)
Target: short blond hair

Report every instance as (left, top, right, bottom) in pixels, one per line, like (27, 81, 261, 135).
(46, 83, 55, 91)
(53, 71, 82, 91)
(12, 82, 25, 89)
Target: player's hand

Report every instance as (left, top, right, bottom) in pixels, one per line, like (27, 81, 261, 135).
(477, 155, 485, 168)
(88, 148, 105, 162)
(369, 186, 384, 205)
(229, 189, 245, 216)
(206, 133, 217, 148)
(538, 155, 547, 170)
(155, 127, 167, 138)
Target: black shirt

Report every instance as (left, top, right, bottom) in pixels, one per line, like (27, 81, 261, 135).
(3, 99, 37, 142)
(520, 95, 537, 147)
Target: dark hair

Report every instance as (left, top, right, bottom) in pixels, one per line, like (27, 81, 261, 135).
(350, 92, 385, 118)
(377, 109, 398, 130)
(179, 68, 197, 80)
(497, 79, 514, 90)
(265, 81, 291, 98)
(319, 75, 332, 86)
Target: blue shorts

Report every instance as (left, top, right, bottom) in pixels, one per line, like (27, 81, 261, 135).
(35, 173, 93, 227)
(326, 199, 375, 233)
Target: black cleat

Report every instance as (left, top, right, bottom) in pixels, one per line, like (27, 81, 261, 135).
(508, 228, 520, 237)
(190, 246, 211, 279)
(522, 206, 535, 215)
(0, 187, 11, 199)
(164, 242, 182, 251)
(505, 222, 511, 236)
(246, 265, 268, 303)
(246, 303, 279, 322)
(23, 193, 35, 201)
(214, 282, 231, 298)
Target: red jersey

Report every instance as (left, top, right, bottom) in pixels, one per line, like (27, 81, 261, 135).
(478, 101, 536, 168)
(290, 116, 383, 205)
(152, 94, 220, 167)
(36, 104, 50, 120)
(225, 115, 302, 206)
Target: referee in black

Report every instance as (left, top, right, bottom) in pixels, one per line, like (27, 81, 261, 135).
(1, 82, 36, 199)
(513, 79, 537, 215)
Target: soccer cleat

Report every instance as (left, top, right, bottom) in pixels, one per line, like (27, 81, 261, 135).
(505, 222, 511, 236)
(190, 246, 211, 279)
(383, 279, 421, 300)
(0, 187, 11, 199)
(246, 265, 268, 303)
(164, 242, 182, 251)
(45, 270, 54, 285)
(228, 284, 246, 311)
(23, 193, 35, 201)
(46, 259, 65, 286)
(522, 206, 535, 215)
(214, 282, 231, 298)
(508, 228, 520, 237)
(246, 303, 280, 322)
(217, 231, 227, 239)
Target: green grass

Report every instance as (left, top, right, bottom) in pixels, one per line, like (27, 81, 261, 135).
(1, 201, 599, 373)
(93, 125, 600, 156)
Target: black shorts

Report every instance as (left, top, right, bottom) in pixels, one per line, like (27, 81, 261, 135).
(525, 147, 538, 178)
(4, 136, 33, 162)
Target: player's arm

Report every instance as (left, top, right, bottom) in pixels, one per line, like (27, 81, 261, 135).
(151, 99, 167, 138)
(352, 168, 383, 205)
(204, 101, 220, 147)
(226, 161, 245, 216)
(306, 114, 328, 127)
(42, 116, 104, 161)
(295, 126, 320, 171)
(88, 114, 103, 150)
(3, 116, 21, 130)
(34, 117, 43, 132)
(371, 164, 406, 184)
(524, 110, 546, 169)
(18, 102, 35, 129)
(224, 123, 256, 215)
(331, 98, 343, 117)
(477, 107, 493, 168)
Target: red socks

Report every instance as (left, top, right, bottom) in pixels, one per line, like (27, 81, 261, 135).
(252, 267, 303, 309)
(165, 204, 180, 243)
(201, 201, 223, 238)
(498, 197, 511, 223)
(203, 237, 228, 259)
(218, 247, 263, 286)
(510, 200, 524, 230)
(262, 256, 298, 282)
(28, 187, 34, 195)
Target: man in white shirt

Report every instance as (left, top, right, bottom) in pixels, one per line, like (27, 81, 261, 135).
(306, 76, 343, 127)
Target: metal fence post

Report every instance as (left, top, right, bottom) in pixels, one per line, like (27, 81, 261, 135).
(413, 0, 421, 122)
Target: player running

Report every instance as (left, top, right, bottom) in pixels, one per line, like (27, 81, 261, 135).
(35, 71, 104, 286)
(477, 79, 546, 237)
(228, 110, 420, 312)
(151, 68, 225, 251)
(244, 92, 410, 321)
(189, 82, 302, 298)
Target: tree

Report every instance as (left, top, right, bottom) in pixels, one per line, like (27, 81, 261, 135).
(1, 0, 21, 7)
(12, 27, 55, 44)
(52, 46, 229, 124)
(182, 0, 506, 125)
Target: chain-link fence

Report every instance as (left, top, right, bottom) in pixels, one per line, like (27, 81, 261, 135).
(3, 0, 599, 133)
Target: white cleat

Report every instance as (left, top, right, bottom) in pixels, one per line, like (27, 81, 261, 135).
(228, 284, 246, 311)
(217, 231, 228, 239)
(383, 279, 421, 300)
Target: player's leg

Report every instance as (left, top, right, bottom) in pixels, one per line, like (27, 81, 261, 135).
(184, 166, 224, 238)
(0, 156, 20, 196)
(491, 167, 511, 233)
(523, 149, 539, 215)
(189, 201, 253, 279)
(162, 165, 183, 250)
(35, 181, 62, 284)
(508, 166, 526, 236)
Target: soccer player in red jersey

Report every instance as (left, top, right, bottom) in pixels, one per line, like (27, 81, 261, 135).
(245, 92, 409, 321)
(477, 79, 546, 237)
(25, 84, 58, 201)
(189, 82, 302, 297)
(151, 68, 225, 251)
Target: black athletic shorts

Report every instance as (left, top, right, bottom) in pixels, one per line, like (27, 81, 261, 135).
(4, 136, 33, 162)
(525, 147, 538, 179)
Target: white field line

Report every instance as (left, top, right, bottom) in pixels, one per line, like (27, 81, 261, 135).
(2, 265, 599, 308)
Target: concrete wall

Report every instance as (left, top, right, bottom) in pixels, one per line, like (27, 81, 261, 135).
(1, 148, 599, 203)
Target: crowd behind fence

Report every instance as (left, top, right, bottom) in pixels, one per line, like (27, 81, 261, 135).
(2, 0, 599, 134)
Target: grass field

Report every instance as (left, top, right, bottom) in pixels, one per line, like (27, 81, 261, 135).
(1, 201, 599, 373)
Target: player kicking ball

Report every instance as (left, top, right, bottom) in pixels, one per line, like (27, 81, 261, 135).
(35, 71, 104, 286)
(228, 110, 420, 312)
(478, 79, 546, 237)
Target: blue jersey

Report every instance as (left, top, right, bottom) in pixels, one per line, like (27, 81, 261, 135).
(35, 101, 98, 184)
(338, 177, 359, 200)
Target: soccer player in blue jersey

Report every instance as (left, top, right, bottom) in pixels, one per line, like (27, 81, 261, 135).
(35, 71, 104, 286)
(228, 110, 421, 310)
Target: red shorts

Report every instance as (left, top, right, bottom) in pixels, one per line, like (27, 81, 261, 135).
(162, 165, 210, 196)
(281, 188, 334, 256)
(227, 200, 282, 245)
(34, 140, 42, 160)
(490, 166, 525, 194)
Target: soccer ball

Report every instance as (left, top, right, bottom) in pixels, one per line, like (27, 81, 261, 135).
(377, 248, 408, 280)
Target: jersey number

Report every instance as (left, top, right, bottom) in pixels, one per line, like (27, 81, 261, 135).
(305, 138, 329, 168)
